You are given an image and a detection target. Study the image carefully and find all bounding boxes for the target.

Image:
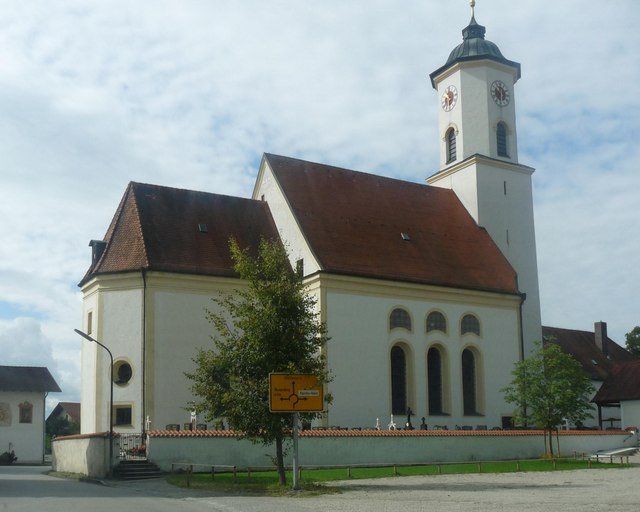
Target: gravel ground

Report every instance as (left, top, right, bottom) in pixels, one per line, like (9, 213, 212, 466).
(110, 455, 640, 512)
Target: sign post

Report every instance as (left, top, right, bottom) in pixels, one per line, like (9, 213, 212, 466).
(292, 411, 300, 490)
(269, 373, 324, 490)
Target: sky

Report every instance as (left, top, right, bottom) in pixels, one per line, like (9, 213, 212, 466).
(1, 0, 639, 413)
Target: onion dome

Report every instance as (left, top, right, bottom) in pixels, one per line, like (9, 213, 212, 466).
(430, 13, 520, 88)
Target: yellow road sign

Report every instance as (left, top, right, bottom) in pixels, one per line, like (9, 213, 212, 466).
(269, 373, 324, 412)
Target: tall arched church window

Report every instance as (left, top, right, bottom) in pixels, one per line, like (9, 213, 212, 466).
(461, 314, 480, 336)
(497, 122, 508, 157)
(446, 128, 457, 163)
(427, 347, 444, 415)
(390, 345, 407, 415)
(426, 311, 447, 333)
(390, 308, 411, 331)
(462, 349, 477, 415)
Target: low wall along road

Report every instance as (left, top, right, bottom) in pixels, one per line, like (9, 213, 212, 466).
(53, 428, 638, 478)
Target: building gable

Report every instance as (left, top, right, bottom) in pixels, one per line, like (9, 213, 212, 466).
(80, 182, 280, 284)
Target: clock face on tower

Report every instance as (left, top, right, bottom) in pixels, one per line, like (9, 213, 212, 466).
(491, 80, 510, 107)
(441, 85, 458, 112)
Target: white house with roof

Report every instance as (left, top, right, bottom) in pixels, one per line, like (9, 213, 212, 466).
(0, 366, 61, 463)
(79, 6, 547, 434)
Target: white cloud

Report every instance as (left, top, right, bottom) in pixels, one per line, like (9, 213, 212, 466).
(0, 317, 79, 412)
(0, 0, 638, 410)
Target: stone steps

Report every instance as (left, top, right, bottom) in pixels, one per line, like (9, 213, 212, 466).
(112, 459, 164, 480)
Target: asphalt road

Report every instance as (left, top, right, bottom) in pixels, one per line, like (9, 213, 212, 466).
(2, 461, 640, 512)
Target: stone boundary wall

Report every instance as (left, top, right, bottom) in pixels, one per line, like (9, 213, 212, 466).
(51, 432, 112, 478)
(148, 429, 639, 472)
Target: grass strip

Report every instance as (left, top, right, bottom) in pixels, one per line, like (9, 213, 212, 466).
(166, 458, 629, 494)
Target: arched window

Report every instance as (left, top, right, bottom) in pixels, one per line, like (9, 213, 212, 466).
(461, 314, 480, 336)
(446, 128, 457, 163)
(390, 308, 411, 331)
(390, 345, 407, 415)
(427, 347, 444, 415)
(462, 349, 477, 415)
(426, 311, 447, 333)
(497, 122, 508, 157)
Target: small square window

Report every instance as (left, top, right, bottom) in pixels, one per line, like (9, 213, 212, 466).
(115, 406, 132, 426)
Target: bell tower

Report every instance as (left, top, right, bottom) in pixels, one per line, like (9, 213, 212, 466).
(427, 1, 542, 357)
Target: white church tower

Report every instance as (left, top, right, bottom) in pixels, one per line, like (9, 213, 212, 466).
(427, 1, 542, 357)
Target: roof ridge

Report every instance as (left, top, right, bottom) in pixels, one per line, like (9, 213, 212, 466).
(129, 183, 151, 268)
(264, 153, 449, 194)
(129, 181, 260, 203)
(92, 182, 146, 273)
(544, 325, 597, 335)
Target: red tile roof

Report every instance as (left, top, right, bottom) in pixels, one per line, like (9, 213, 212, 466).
(83, 154, 519, 295)
(47, 402, 81, 424)
(80, 182, 280, 284)
(265, 154, 519, 295)
(593, 360, 640, 404)
(148, 428, 627, 438)
(543, 326, 636, 381)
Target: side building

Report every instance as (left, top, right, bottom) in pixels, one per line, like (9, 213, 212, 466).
(0, 366, 61, 463)
(543, 322, 637, 429)
(79, 184, 279, 433)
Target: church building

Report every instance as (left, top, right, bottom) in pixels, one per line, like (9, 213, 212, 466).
(79, 5, 545, 434)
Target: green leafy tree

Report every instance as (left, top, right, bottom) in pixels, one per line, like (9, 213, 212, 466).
(45, 416, 80, 437)
(625, 326, 640, 356)
(186, 238, 330, 486)
(502, 341, 595, 456)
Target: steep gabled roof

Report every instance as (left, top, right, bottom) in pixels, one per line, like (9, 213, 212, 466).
(543, 326, 636, 381)
(264, 153, 519, 295)
(0, 366, 61, 392)
(593, 360, 640, 404)
(47, 402, 81, 424)
(80, 182, 280, 285)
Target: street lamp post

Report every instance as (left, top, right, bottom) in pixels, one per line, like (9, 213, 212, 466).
(74, 328, 114, 477)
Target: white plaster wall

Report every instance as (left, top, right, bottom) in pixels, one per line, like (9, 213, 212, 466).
(475, 161, 542, 355)
(148, 278, 236, 430)
(0, 391, 46, 463)
(252, 160, 321, 276)
(52, 435, 111, 478)
(435, 69, 463, 168)
(431, 165, 480, 221)
(81, 276, 144, 433)
(100, 286, 143, 432)
(621, 400, 640, 430)
(460, 65, 519, 162)
(435, 61, 518, 167)
(321, 278, 521, 429)
(81, 272, 251, 435)
(80, 289, 99, 433)
(147, 431, 637, 472)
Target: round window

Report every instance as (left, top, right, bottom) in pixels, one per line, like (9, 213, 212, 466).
(113, 361, 133, 386)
